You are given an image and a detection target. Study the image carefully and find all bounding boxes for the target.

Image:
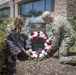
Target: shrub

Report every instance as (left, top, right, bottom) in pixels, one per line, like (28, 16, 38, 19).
(0, 30, 6, 73)
(0, 13, 8, 18)
(70, 16, 76, 51)
(0, 17, 14, 32)
(0, 16, 14, 74)
(71, 16, 76, 32)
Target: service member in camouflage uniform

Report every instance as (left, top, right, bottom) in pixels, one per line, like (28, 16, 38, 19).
(42, 11, 76, 64)
(51, 15, 76, 64)
(22, 11, 76, 64)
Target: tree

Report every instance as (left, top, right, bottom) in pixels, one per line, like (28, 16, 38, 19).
(25, 9, 43, 17)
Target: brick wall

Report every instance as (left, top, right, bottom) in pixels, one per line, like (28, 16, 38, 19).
(54, 0, 67, 17)
(9, 0, 14, 17)
(67, 0, 76, 20)
(54, 0, 76, 20)
(0, 0, 9, 5)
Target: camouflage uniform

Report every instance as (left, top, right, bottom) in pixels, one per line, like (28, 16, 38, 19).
(51, 15, 76, 64)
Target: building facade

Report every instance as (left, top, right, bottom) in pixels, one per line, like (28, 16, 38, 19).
(0, 0, 76, 20)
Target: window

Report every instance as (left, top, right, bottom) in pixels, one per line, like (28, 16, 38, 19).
(0, 2, 10, 16)
(0, 2, 9, 9)
(46, 0, 52, 11)
(0, 8, 10, 16)
(34, 0, 44, 12)
(20, 0, 53, 17)
(12, 0, 15, 17)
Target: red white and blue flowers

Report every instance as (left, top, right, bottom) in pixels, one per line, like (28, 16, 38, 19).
(25, 31, 52, 59)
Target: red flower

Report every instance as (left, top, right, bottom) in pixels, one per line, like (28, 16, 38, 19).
(46, 42, 51, 45)
(44, 33, 47, 37)
(30, 52, 33, 55)
(37, 52, 41, 57)
(38, 31, 40, 34)
(43, 38, 46, 42)
(32, 37, 36, 40)
(37, 33, 39, 37)
(26, 48, 30, 50)
(30, 32, 34, 36)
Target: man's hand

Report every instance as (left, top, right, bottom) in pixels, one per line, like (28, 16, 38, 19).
(45, 46, 51, 53)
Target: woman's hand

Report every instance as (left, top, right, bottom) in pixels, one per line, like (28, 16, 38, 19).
(21, 47, 30, 56)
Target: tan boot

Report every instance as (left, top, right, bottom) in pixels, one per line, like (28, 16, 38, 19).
(72, 56, 76, 63)
(53, 50, 59, 57)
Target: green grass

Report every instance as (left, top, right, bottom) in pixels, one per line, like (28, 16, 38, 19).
(70, 41, 76, 51)
(28, 55, 49, 62)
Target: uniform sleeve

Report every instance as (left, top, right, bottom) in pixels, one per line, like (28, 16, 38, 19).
(51, 25, 60, 50)
(50, 15, 64, 50)
(11, 30, 23, 49)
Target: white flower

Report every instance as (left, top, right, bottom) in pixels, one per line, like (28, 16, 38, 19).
(41, 34, 45, 38)
(48, 36, 52, 40)
(39, 31, 43, 37)
(31, 31, 38, 37)
(44, 52, 48, 56)
(42, 50, 45, 54)
(33, 34, 37, 37)
(32, 52, 38, 58)
(39, 53, 44, 58)
(29, 35, 32, 39)
(29, 49, 32, 52)
(40, 31, 43, 34)
(44, 37, 47, 40)
(42, 50, 47, 56)
(46, 39, 49, 42)
(34, 31, 38, 35)
(44, 43, 48, 47)
(45, 46, 51, 50)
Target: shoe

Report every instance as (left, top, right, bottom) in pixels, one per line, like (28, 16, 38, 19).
(53, 50, 59, 57)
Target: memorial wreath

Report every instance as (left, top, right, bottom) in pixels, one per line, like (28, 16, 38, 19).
(25, 31, 52, 61)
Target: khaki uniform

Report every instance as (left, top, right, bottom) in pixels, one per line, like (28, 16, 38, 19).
(51, 15, 76, 64)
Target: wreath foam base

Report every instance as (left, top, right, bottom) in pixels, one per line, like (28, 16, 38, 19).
(25, 31, 52, 61)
